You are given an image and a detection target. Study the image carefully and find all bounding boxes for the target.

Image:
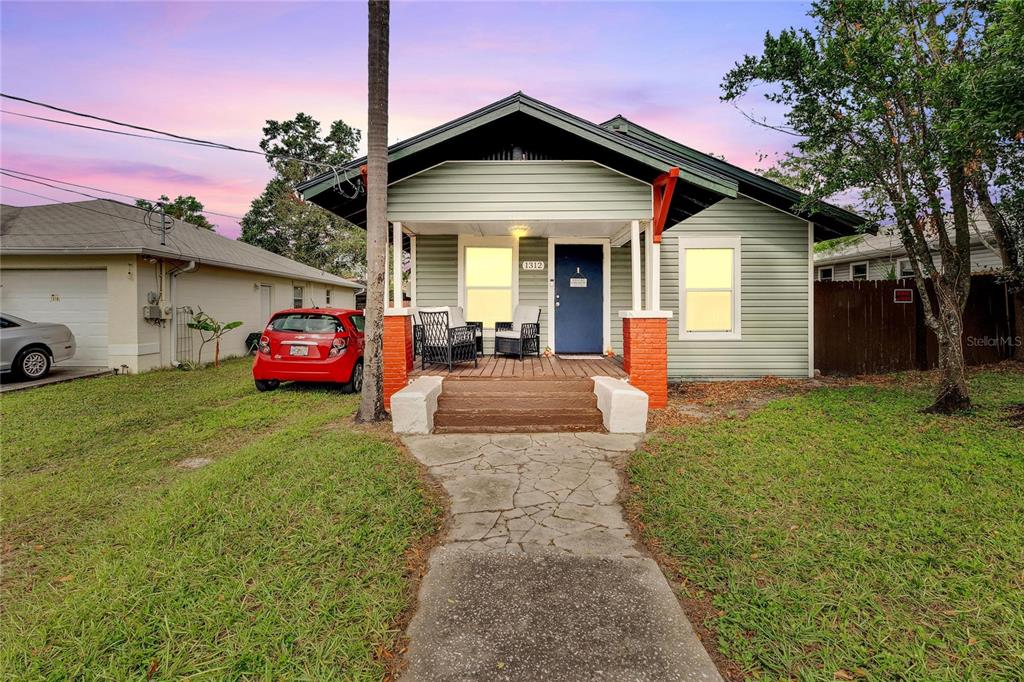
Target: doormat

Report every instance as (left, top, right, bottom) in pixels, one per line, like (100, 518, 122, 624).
(557, 355, 605, 360)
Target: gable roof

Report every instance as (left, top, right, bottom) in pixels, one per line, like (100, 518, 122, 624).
(298, 92, 863, 238)
(814, 213, 994, 265)
(298, 92, 738, 229)
(0, 200, 360, 288)
(601, 115, 864, 239)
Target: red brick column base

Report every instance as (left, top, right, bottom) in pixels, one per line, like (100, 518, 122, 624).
(621, 315, 669, 409)
(383, 313, 414, 410)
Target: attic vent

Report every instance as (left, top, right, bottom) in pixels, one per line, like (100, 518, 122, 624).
(481, 145, 549, 161)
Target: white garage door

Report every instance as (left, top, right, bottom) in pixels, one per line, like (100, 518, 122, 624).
(0, 269, 109, 367)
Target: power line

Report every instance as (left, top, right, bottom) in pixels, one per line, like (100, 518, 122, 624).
(1, 95, 363, 200)
(0, 109, 241, 151)
(0, 166, 243, 220)
(0, 93, 340, 172)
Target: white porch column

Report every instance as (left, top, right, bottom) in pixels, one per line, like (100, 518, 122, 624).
(409, 234, 417, 308)
(651, 239, 661, 312)
(392, 221, 403, 308)
(630, 219, 642, 311)
(383, 241, 390, 309)
(644, 221, 654, 311)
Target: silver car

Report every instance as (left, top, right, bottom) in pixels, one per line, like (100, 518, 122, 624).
(0, 314, 76, 380)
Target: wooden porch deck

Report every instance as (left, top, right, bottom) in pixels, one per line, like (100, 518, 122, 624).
(410, 354, 627, 380)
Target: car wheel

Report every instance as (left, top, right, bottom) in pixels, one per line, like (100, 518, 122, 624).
(15, 348, 51, 380)
(342, 360, 363, 394)
(254, 379, 280, 392)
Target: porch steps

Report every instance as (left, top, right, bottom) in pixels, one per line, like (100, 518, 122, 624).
(433, 378, 604, 434)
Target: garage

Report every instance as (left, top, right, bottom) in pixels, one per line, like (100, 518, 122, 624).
(0, 269, 109, 367)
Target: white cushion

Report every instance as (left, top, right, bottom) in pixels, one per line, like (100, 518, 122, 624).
(494, 330, 521, 340)
(511, 305, 540, 332)
(448, 306, 467, 328)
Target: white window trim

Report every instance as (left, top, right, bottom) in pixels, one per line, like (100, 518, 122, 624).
(547, 237, 612, 354)
(677, 235, 742, 341)
(851, 261, 870, 280)
(897, 258, 914, 278)
(818, 266, 834, 282)
(292, 285, 304, 308)
(457, 235, 519, 332)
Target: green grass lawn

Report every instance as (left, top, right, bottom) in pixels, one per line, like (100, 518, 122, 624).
(1, 359, 441, 679)
(629, 368, 1024, 681)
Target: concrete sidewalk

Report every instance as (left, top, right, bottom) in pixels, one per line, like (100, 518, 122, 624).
(401, 433, 722, 681)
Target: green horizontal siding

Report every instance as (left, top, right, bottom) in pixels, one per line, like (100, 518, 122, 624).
(518, 238, 548, 348)
(414, 195, 811, 379)
(389, 161, 651, 222)
(662, 196, 811, 379)
(414, 235, 457, 308)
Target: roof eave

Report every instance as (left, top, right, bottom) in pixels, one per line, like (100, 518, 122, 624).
(1, 247, 359, 288)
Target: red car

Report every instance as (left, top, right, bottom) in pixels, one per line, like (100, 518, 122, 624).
(252, 308, 365, 393)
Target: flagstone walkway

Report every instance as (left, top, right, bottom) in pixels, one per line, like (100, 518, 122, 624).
(400, 432, 722, 681)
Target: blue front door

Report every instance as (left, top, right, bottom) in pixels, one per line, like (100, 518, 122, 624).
(554, 244, 603, 353)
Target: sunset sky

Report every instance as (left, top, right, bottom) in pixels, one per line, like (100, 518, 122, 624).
(0, 1, 812, 238)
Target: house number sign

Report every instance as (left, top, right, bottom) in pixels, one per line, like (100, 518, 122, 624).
(521, 261, 545, 270)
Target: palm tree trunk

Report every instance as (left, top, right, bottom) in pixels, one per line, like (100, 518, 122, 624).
(357, 0, 390, 422)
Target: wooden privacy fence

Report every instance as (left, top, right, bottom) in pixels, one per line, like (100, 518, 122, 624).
(814, 276, 1017, 375)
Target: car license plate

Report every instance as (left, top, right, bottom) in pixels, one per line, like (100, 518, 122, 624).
(289, 345, 309, 356)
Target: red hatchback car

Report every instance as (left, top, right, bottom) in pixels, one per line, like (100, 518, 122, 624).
(252, 308, 365, 393)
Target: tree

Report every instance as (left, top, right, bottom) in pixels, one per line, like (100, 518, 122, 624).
(136, 194, 215, 230)
(722, 0, 1012, 413)
(239, 113, 366, 279)
(357, 0, 389, 423)
(187, 309, 242, 368)
(957, 0, 1024, 358)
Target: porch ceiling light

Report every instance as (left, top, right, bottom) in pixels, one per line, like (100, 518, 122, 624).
(510, 225, 530, 239)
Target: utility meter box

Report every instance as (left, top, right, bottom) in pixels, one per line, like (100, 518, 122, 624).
(143, 305, 165, 321)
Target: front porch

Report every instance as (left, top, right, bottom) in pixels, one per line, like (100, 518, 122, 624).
(410, 354, 627, 380)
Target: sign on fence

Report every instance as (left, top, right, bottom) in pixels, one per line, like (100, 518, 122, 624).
(893, 288, 914, 304)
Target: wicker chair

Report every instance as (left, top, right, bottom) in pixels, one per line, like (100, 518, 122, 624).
(494, 305, 541, 360)
(419, 307, 479, 371)
(413, 307, 482, 359)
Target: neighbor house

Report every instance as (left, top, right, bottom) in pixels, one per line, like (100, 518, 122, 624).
(297, 93, 863, 413)
(0, 200, 359, 372)
(814, 215, 1001, 281)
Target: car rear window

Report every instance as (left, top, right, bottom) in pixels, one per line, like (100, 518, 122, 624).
(268, 313, 342, 333)
(348, 314, 365, 332)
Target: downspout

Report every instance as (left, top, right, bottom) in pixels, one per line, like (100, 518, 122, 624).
(169, 260, 198, 366)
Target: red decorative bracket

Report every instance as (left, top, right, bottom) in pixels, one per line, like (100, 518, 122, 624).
(651, 167, 679, 244)
(359, 164, 369, 185)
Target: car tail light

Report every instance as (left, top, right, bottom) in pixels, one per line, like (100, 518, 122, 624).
(258, 335, 271, 355)
(328, 338, 348, 357)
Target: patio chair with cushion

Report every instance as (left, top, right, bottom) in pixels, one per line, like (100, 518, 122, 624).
(494, 305, 542, 360)
(413, 307, 482, 359)
(418, 307, 479, 371)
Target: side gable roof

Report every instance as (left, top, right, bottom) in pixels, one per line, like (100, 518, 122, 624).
(601, 115, 864, 239)
(0, 200, 360, 288)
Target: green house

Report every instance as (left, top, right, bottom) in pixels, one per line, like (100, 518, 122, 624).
(299, 93, 861, 424)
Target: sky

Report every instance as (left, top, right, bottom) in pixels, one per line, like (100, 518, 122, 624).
(0, 1, 812, 238)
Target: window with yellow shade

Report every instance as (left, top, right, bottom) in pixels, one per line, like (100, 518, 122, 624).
(464, 246, 513, 327)
(678, 237, 741, 339)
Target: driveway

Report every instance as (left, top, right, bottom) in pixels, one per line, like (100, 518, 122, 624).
(0, 366, 111, 393)
(401, 432, 722, 681)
